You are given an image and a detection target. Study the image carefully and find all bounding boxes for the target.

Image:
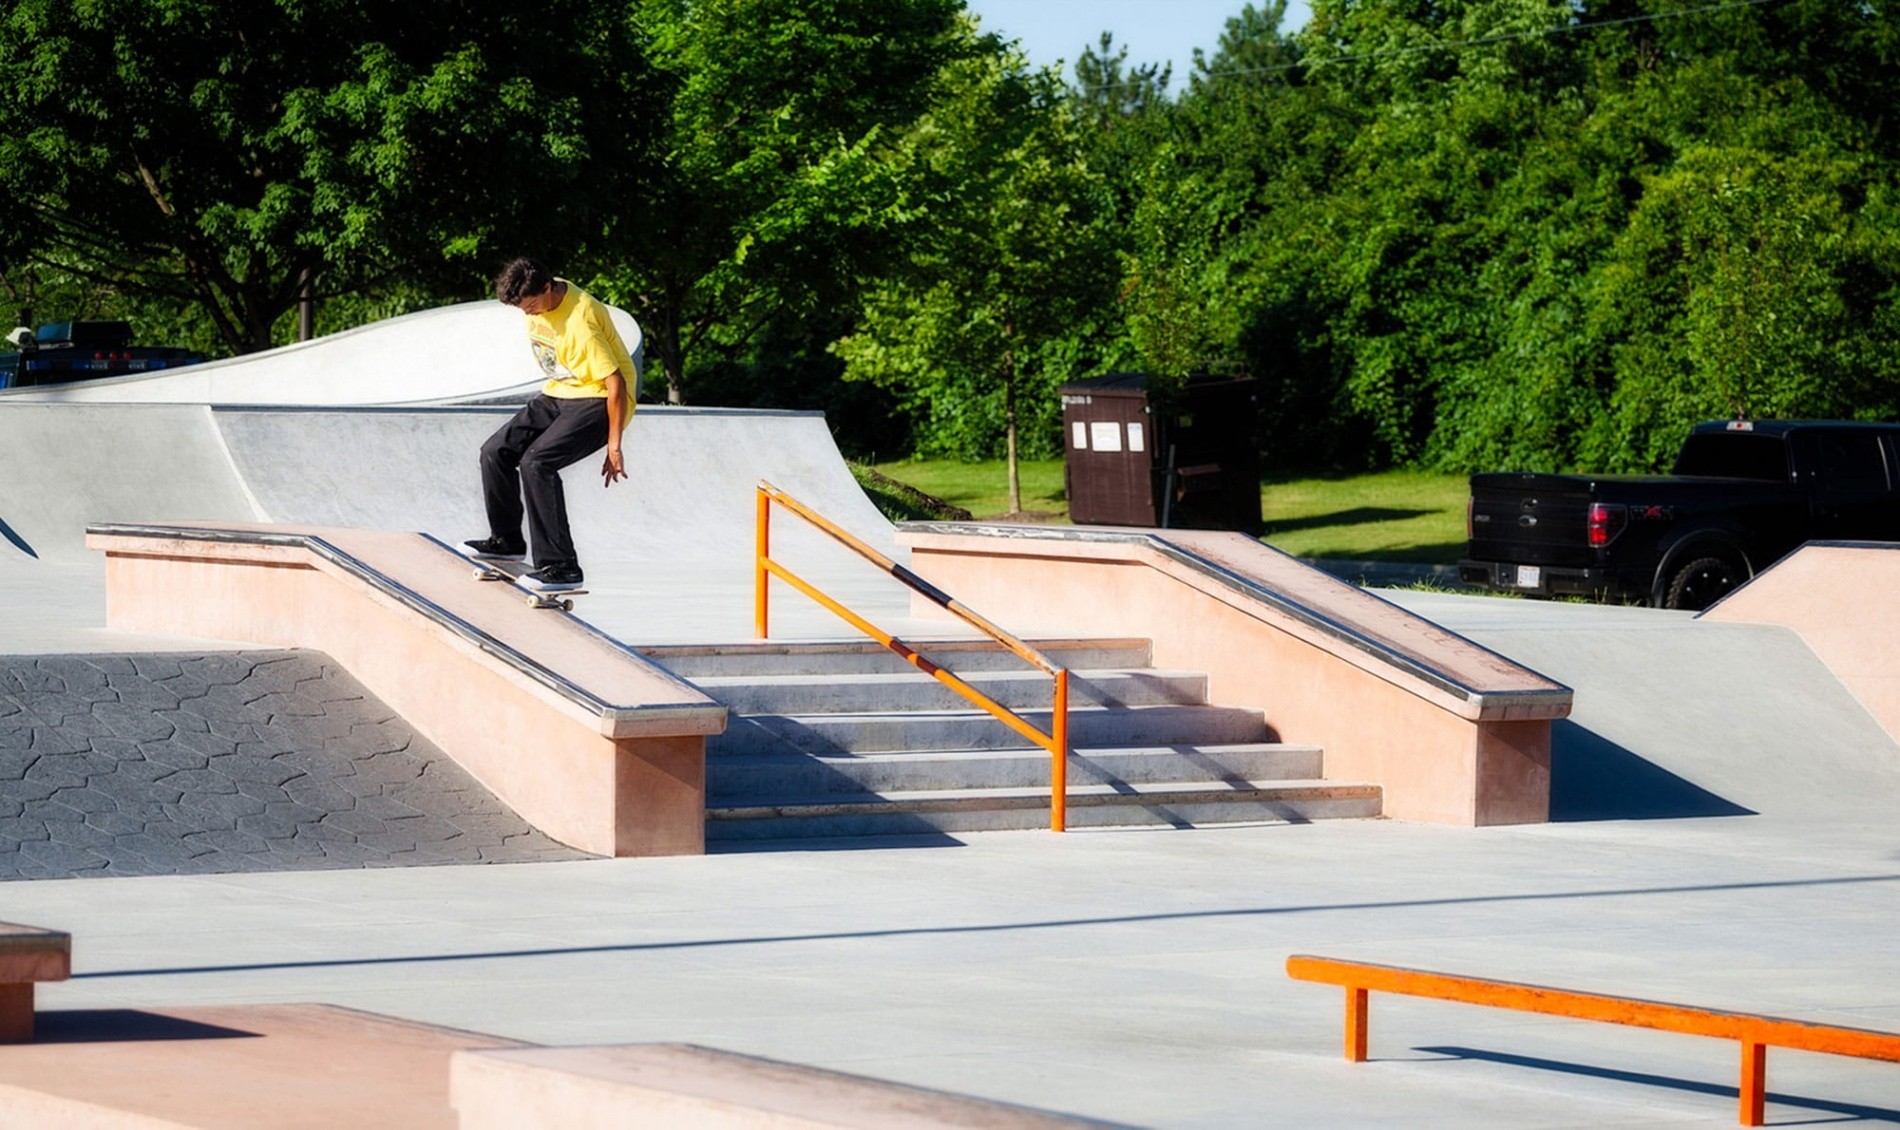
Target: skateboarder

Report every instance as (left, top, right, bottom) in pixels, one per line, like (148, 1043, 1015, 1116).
(464, 257, 637, 591)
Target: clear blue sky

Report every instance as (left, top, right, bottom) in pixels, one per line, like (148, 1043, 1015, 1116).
(960, 1, 1313, 88)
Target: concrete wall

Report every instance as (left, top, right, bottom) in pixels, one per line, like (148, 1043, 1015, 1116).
(89, 527, 723, 857)
(898, 526, 1570, 826)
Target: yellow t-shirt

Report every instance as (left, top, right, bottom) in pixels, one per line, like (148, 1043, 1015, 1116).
(525, 281, 636, 415)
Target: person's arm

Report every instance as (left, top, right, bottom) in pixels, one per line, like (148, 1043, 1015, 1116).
(601, 371, 629, 487)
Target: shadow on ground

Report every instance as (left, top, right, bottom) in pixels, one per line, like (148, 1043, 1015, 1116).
(35, 1010, 259, 1044)
(1550, 720, 1752, 821)
(1301, 542, 1468, 566)
(1416, 1046, 1900, 1124)
(1262, 507, 1432, 536)
(71, 873, 1900, 982)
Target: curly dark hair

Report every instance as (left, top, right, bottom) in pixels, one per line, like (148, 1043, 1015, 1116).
(494, 257, 555, 305)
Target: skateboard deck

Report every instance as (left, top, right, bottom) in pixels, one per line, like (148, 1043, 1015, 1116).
(467, 556, 589, 611)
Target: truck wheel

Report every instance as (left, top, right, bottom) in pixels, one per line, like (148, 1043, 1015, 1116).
(1663, 553, 1744, 611)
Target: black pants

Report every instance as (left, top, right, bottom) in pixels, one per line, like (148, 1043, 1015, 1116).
(479, 394, 609, 571)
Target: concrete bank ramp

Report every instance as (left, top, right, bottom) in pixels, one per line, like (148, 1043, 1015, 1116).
(1383, 591, 1900, 830)
(0, 301, 642, 407)
(0, 650, 589, 879)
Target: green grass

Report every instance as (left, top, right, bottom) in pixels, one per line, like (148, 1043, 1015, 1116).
(869, 458, 1069, 521)
(1257, 470, 1468, 565)
(871, 459, 1468, 564)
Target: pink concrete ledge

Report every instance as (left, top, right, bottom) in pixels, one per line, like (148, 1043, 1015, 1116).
(86, 522, 726, 857)
(1702, 540, 1900, 742)
(896, 523, 1572, 826)
(0, 1003, 524, 1128)
(452, 1043, 1117, 1129)
(0, 923, 70, 1044)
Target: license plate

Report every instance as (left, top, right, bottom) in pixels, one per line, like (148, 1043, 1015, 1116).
(1515, 565, 1542, 588)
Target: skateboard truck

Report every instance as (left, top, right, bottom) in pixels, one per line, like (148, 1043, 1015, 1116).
(468, 558, 587, 612)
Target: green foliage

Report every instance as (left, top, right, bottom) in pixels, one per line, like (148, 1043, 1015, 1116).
(586, 0, 970, 404)
(1104, 0, 1900, 475)
(0, 0, 648, 353)
(832, 48, 1120, 483)
(5, 0, 1899, 482)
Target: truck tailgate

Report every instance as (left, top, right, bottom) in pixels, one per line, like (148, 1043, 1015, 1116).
(1468, 474, 1594, 566)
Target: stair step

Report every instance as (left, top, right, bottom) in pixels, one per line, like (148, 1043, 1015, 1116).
(693, 668, 1209, 715)
(709, 703, 1268, 757)
(708, 744, 1324, 798)
(636, 638, 1152, 678)
(706, 780, 1383, 840)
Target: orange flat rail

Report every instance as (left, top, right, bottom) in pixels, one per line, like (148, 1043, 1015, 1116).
(754, 482, 1071, 831)
(1286, 954, 1900, 1125)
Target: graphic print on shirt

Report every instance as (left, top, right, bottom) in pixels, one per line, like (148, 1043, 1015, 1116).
(529, 329, 580, 387)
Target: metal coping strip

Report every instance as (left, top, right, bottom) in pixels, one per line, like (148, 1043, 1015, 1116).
(413, 533, 715, 706)
(1804, 539, 1900, 550)
(1700, 538, 1900, 618)
(87, 523, 716, 724)
(899, 522, 1573, 710)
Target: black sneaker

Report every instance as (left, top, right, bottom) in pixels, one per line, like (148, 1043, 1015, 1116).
(464, 537, 526, 561)
(524, 565, 584, 591)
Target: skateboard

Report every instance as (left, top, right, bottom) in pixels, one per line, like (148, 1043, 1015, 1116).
(468, 557, 588, 611)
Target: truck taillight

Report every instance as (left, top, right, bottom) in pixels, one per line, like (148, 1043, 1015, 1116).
(1587, 502, 1627, 547)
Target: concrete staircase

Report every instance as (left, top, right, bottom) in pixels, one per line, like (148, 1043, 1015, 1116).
(635, 639, 1383, 842)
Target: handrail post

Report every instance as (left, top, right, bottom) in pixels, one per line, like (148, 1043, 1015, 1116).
(755, 486, 770, 638)
(1740, 1041, 1766, 1126)
(1051, 670, 1068, 832)
(1288, 956, 1900, 1126)
(1346, 987, 1369, 1062)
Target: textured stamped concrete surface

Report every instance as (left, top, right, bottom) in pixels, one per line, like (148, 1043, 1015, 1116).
(0, 651, 590, 879)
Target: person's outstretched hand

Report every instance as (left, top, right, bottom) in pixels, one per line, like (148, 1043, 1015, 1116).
(602, 447, 627, 488)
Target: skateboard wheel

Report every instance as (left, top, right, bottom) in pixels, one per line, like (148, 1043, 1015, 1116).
(560, 600, 574, 612)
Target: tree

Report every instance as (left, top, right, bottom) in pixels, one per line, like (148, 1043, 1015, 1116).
(1114, 3, 1362, 467)
(1073, 31, 1172, 126)
(584, 0, 971, 404)
(0, 0, 650, 353)
(833, 50, 1119, 513)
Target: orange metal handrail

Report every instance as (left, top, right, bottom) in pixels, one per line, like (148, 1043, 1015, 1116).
(754, 481, 1070, 831)
(1287, 954, 1900, 1126)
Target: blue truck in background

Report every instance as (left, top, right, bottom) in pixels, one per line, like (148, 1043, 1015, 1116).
(0, 320, 204, 390)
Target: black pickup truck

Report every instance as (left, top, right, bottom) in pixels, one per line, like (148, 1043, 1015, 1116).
(1460, 419, 1900, 610)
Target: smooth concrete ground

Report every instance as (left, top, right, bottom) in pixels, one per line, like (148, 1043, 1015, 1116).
(8, 817, 1898, 1127)
(8, 590, 1899, 1128)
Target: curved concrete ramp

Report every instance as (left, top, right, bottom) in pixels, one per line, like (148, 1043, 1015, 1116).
(0, 401, 910, 646)
(0, 301, 642, 407)
(0, 404, 261, 565)
(0, 651, 589, 879)
(210, 406, 894, 570)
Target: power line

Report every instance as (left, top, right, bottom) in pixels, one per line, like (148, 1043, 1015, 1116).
(1078, 0, 1790, 94)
